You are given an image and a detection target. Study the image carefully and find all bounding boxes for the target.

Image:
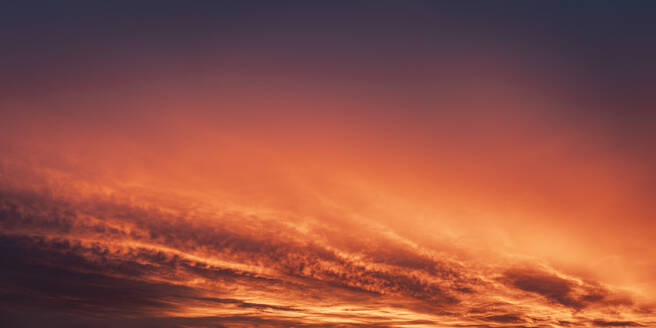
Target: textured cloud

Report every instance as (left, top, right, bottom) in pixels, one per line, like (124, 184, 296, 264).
(1, 164, 653, 327)
(500, 269, 634, 311)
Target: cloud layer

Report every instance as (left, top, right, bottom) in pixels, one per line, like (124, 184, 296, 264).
(1, 161, 653, 327)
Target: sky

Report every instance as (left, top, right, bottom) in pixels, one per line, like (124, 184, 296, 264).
(1, 1, 655, 327)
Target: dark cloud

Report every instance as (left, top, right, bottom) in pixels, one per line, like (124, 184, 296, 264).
(503, 269, 582, 309)
(481, 314, 524, 323)
(0, 237, 189, 316)
(501, 269, 634, 312)
(0, 186, 471, 308)
(592, 319, 642, 327)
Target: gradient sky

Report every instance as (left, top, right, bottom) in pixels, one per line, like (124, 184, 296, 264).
(1, 1, 656, 327)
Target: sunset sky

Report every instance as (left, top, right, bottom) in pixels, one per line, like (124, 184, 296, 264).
(1, 1, 656, 327)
